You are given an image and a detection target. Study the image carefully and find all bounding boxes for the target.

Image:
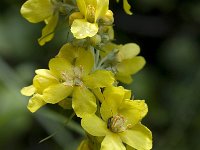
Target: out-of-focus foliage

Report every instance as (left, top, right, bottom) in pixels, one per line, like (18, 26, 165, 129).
(0, 0, 200, 150)
(112, 0, 200, 150)
(0, 1, 84, 150)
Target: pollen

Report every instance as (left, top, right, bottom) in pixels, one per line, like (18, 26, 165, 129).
(86, 4, 96, 23)
(61, 66, 84, 86)
(107, 114, 128, 133)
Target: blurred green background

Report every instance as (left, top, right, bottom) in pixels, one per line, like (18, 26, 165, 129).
(0, 0, 200, 149)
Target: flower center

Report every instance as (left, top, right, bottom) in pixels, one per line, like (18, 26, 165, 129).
(73, 66, 83, 86)
(62, 66, 84, 86)
(86, 4, 96, 23)
(107, 114, 129, 133)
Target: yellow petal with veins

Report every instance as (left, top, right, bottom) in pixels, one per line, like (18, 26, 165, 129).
(101, 133, 126, 150)
(27, 94, 46, 112)
(73, 86, 97, 118)
(20, 0, 54, 23)
(21, 85, 35, 96)
(38, 12, 59, 46)
(123, 0, 133, 15)
(119, 123, 152, 150)
(71, 19, 98, 39)
(81, 114, 108, 136)
(83, 70, 114, 89)
(43, 83, 73, 104)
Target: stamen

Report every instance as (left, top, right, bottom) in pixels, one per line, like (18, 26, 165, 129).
(61, 71, 74, 86)
(107, 114, 130, 133)
(61, 66, 84, 86)
(73, 66, 84, 86)
(86, 5, 96, 23)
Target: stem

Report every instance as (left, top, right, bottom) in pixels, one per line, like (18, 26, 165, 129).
(96, 97, 101, 118)
(39, 133, 57, 143)
(64, 111, 75, 125)
(96, 55, 109, 69)
(95, 49, 100, 68)
(89, 46, 96, 72)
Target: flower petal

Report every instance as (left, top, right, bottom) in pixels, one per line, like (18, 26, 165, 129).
(72, 86, 97, 118)
(126, 145, 136, 150)
(56, 43, 79, 63)
(124, 89, 132, 100)
(123, 0, 132, 15)
(81, 114, 107, 136)
(77, 0, 87, 16)
(117, 43, 140, 61)
(35, 69, 57, 80)
(83, 70, 114, 89)
(58, 98, 72, 109)
(71, 19, 98, 39)
(115, 74, 133, 84)
(119, 123, 152, 150)
(38, 13, 59, 46)
(20, 0, 54, 23)
(117, 56, 146, 76)
(119, 100, 148, 126)
(91, 88, 104, 103)
(75, 47, 94, 76)
(43, 83, 73, 104)
(95, 0, 109, 21)
(57, 43, 93, 75)
(49, 58, 73, 79)
(33, 74, 58, 94)
(100, 86, 126, 121)
(101, 133, 126, 150)
(21, 85, 35, 96)
(27, 94, 46, 112)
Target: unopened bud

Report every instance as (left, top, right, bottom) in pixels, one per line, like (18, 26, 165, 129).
(107, 26, 114, 40)
(99, 10, 114, 25)
(90, 34, 101, 46)
(69, 12, 84, 26)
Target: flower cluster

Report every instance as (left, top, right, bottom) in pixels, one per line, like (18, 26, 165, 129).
(20, 0, 152, 149)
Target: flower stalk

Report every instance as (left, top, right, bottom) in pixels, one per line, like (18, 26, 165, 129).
(20, 0, 152, 149)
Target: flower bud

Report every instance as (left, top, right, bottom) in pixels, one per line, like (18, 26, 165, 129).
(69, 12, 84, 26)
(99, 10, 114, 25)
(90, 34, 101, 46)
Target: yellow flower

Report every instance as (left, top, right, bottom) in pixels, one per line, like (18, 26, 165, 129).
(81, 86, 152, 150)
(101, 43, 146, 84)
(21, 69, 61, 112)
(20, 0, 60, 45)
(70, 0, 112, 39)
(21, 44, 115, 117)
(116, 0, 133, 15)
